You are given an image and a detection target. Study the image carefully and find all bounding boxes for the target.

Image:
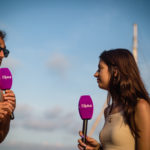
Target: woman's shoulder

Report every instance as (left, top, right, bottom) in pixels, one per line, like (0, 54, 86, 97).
(135, 98, 150, 112)
(134, 98, 150, 130)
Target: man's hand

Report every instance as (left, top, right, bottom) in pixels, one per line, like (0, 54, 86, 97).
(0, 90, 16, 121)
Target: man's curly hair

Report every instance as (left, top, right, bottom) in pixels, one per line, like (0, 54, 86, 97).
(0, 30, 6, 39)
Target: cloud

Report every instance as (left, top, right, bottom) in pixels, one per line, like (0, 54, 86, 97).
(22, 119, 58, 131)
(46, 52, 70, 77)
(1, 141, 77, 150)
(12, 104, 80, 134)
(21, 111, 80, 134)
(44, 107, 81, 133)
(44, 106, 63, 119)
(14, 104, 34, 119)
(10, 104, 35, 128)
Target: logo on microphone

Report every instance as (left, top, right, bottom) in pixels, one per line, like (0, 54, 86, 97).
(2, 75, 12, 80)
(81, 104, 93, 108)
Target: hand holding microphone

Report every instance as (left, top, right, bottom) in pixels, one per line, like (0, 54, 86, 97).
(0, 68, 16, 121)
(78, 95, 101, 150)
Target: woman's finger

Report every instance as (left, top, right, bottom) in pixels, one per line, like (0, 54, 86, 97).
(79, 131, 83, 137)
(78, 144, 85, 150)
(81, 145, 95, 150)
(78, 139, 87, 147)
(86, 136, 100, 147)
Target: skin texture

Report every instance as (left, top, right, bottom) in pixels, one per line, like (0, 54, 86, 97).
(94, 60, 110, 90)
(78, 59, 150, 150)
(0, 37, 5, 65)
(134, 99, 150, 150)
(0, 37, 16, 143)
(78, 131, 101, 150)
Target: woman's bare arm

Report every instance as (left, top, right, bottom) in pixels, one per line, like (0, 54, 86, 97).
(135, 99, 150, 150)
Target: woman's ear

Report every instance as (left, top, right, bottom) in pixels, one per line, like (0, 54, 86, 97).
(113, 67, 118, 77)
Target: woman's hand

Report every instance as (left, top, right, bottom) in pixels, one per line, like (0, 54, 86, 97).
(78, 131, 101, 150)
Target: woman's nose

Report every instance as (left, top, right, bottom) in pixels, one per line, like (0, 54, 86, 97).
(94, 71, 98, 78)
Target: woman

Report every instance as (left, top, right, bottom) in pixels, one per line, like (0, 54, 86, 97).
(78, 49, 150, 150)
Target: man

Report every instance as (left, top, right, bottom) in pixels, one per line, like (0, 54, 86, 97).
(0, 30, 16, 143)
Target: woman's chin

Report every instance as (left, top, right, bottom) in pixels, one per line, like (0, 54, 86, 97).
(98, 83, 103, 89)
(98, 84, 107, 90)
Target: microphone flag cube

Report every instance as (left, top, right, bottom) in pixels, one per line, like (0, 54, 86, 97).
(0, 68, 13, 90)
(78, 95, 94, 120)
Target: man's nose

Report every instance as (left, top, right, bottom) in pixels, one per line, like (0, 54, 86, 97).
(0, 50, 4, 58)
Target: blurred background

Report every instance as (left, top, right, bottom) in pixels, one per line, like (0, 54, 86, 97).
(0, 0, 150, 149)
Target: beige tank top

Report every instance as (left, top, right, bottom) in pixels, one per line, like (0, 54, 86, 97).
(99, 110, 135, 150)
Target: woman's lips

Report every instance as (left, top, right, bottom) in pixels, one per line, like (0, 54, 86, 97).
(97, 79, 100, 83)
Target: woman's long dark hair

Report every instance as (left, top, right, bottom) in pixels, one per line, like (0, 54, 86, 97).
(100, 48, 150, 138)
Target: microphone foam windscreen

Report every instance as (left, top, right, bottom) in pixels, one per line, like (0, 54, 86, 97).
(78, 95, 94, 120)
(0, 68, 12, 90)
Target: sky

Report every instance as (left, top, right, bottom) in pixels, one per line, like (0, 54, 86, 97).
(0, 0, 150, 149)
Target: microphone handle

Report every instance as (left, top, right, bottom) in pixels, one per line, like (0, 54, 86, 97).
(82, 119, 88, 145)
(10, 112, 15, 120)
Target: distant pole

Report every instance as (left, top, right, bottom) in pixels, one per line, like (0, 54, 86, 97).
(133, 24, 138, 63)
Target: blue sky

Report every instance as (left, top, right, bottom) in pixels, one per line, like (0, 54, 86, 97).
(0, 0, 150, 149)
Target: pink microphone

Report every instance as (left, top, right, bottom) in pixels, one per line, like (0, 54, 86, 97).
(0, 68, 12, 90)
(0, 68, 14, 119)
(78, 95, 94, 146)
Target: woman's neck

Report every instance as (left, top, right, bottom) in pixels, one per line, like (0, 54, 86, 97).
(111, 100, 123, 111)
